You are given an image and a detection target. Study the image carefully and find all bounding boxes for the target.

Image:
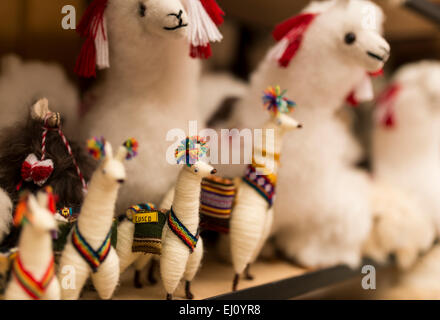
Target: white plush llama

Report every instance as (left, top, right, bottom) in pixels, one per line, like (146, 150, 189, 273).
(230, 87, 302, 291)
(78, 0, 223, 212)
(0, 188, 12, 244)
(59, 137, 137, 300)
(161, 137, 216, 300)
(224, 0, 390, 268)
(5, 189, 60, 300)
(372, 61, 440, 235)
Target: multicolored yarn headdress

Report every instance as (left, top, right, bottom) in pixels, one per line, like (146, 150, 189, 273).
(175, 136, 208, 166)
(269, 13, 317, 68)
(87, 137, 106, 160)
(13, 187, 57, 227)
(122, 138, 139, 160)
(75, 0, 225, 77)
(263, 86, 296, 115)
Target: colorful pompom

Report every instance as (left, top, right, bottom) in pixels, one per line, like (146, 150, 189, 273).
(123, 138, 139, 160)
(263, 86, 296, 115)
(175, 136, 208, 166)
(87, 137, 106, 160)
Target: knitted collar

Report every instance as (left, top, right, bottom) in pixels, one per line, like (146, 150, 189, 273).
(71, 223, 112, 273)
(242, 161, 277, 207)
(167, 207, 199, 253)
(12, 253, 55, 300)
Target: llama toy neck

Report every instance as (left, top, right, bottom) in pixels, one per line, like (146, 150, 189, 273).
(77, 170, 118, 245)
(18, 224, 53, 274)
(171, 168, 202, 235)
(104, 36, 200, 105)
(253, 122, 285, 174)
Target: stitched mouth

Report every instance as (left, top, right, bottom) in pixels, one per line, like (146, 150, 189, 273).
(163, 23, 188, 31)
(367, 51, 385, 62)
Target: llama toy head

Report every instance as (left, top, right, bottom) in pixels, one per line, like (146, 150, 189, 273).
(175, 136, 216, 177)
(375, 61, 440, 129)
(271, 0, 389, 73)
(13, 187, 57, 233)
(75, 0, 224, 77)
(263, 86, 303, 132)
(87, 137, 139, 185)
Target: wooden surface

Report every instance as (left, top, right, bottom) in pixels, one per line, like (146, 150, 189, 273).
(82, 253, 309, 300)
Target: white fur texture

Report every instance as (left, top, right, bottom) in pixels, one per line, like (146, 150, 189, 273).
(59, 141, 126, 300)
(372, 61, 440, 236)
(230, 113, 301, 279)
(5, 192, 60, 300)
(0, 188, 12, 244)
(364, 180, 435, 269)
(216, 0, 390, 268)
(80, 0, 202, 213)
(0, 55, 79, 138)
(160, 161, 213, 298)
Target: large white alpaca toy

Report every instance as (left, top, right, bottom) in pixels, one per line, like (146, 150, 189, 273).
(230, 86, 302, 291)
(59, 137, 138, 300)
(77, 0, 224, 212)
(372, 61, 440, 235)
(0, 188, 12, 244)
(5, 188, 60, 300)
(161, 137, 216, 300)
(224, 0, 390, 268)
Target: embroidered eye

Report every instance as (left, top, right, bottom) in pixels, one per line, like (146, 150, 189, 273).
(194, 168, 199, 173)
(139, 3, 147, 17)
(344, 32, 356, 45)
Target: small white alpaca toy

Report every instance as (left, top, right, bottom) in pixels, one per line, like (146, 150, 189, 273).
(221, 0, 390, 268)
(58, 137, 138, 300)
(161, 137, 216, 300)
(372, 61, 440, 235)
(0, 188, 12, 244)
(230, 86, 302, 291)
(77, 0, 224, 212)
(5, 188, 60, 300)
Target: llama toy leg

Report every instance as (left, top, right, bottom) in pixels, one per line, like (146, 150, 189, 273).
(160, 234, 190, 300)
(91, 248, 120, 300)
(43, 279, 61, 300)
(183, 239, 204, 300)
(116, 220, 139, 274)
(133, 254, 152, 288)
(59, 244, 90, 300)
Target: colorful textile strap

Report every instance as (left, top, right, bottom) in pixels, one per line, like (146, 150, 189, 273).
(167, 207, 199, 253)
(242, 164, 277, 207)
(71, 224, 111, 272)
(12, 253, 54, 300)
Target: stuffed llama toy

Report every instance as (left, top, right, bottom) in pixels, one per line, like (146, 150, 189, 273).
(222, 0, 390, 268)
(0, 55, 79, 138)
(372, 61, 440, 236)
(77, 0, 224, 213)
(161, 137, 216, 300)
(0, 189, 12, 245)
(5, 188, 60, 300)
(230, 86, 302, 291)
(58, 137, 138, 300)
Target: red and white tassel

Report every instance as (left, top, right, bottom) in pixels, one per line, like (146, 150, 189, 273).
(185, 0, 224, 59)
(75, 0, 109, 78)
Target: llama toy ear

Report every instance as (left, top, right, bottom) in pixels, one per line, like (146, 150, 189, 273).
(31, 98, 50, 120)
(334, 0, 350, 8)
(75, 0, 109, 78)
(185, 0, 224, 59)
(269, 13, 317, 68)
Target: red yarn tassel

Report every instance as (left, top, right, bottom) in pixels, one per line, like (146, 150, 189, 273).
(75, 0, 108, 78)
(190, 44, 212, 59)
(75, 37, 97, 78)
(200, 0, 225, 26)
(368, 69, 384, 77)
(278, 38, 302, 68)
(345, 91, 359, 107)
